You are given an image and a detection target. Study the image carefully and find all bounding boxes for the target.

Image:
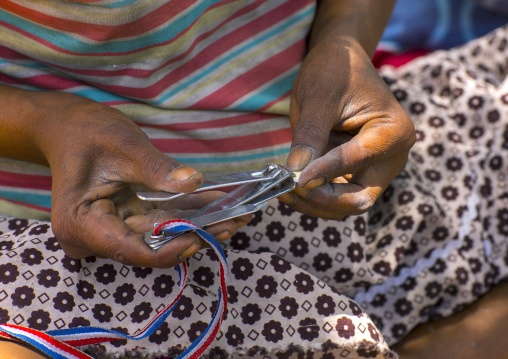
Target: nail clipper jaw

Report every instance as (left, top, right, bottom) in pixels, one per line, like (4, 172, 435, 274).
(144, 232, 164, 249)
(136, 163, 283, 202)
(143, 164, 296, 249)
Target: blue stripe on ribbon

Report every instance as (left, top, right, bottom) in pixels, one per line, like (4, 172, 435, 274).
(31, 221, 227, 359)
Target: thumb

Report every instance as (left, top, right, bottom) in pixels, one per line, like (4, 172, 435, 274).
(131, 146, 203, 194)
(286, 92, 333, 172)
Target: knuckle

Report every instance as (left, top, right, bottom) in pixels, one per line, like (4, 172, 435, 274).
(306, 194, 325, 209)
(393, 110, 417, 149)
(108, 240, 132, 265)
(295, 121, 329, 142)
(351, 192, 377, 215)
(51, 221, 78, 253)
(141, 153, 179, 184)
(54, 232, 91, 259)
(143, 153, 168, 175)
(62, 248, 88, 260)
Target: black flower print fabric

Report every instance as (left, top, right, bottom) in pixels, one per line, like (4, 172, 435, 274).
(0, 216, 392, 359)
(2, 24, 508, 359)
(11, 285, 35, 309)
(0, 263, 18, 284)
(227, 24, 508, 347)
(27, 310, 51, 331)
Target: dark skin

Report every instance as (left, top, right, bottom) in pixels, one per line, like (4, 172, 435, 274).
(0, 0, 424, 357)
(0, 86, 251, 267)
(0, 0, 415, 267)
(280, 0, 415, 219)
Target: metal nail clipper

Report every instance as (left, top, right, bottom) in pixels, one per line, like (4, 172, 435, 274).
(137, 164, 299, 250)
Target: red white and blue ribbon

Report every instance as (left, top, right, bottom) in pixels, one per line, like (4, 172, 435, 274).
(0, 220, 228, 359)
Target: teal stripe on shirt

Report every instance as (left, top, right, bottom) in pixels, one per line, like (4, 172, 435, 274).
(94, 0, 139, 9)
(173, 146, 290, 163)
(0, 0, 225, 53)
(0, 191, 51, 209)
(72, 88, 130, 103)
(0, 80, 130, 103)
(0, 59, 50, 69)
(231, 69, 297, 111)
(155, 7, 313, 106)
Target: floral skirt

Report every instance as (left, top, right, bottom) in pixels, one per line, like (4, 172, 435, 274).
(1, 24, 508, 359)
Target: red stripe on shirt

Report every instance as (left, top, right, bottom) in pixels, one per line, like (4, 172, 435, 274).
(0, 45, 31, 60)
(82, 0, 307, 99)
(151, 128, 292, 153)
(1, 0, 198, 41)
(136, 113, 277, 131)
(45, 0, 265, 78)
(190, 40, 304, 109)
(0, 71, 82, 91)
(0, 171, 52, 191)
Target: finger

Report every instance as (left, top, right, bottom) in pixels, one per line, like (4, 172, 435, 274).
(64, 200, 203, 268)
(124, 209, 197, 232)
(297, 118, 408, 189)
(286, 92, 334, 172)
(127, 209, 239, 244)
(204, 219, 238, 242)
(114, 192, 155, 220)
(279, 181, 380, 219)
(154, 191, 227, 212)
(138, 154, 203, 194)
(234, 213, 253, 228)
(327, 131, 355, 151)
(118, 135, 204, 194)
(280, 154, 402, 219)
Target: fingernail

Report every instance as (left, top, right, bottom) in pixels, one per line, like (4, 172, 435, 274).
(278, 191, 297, 205)
(236, 221, 248, 229)
(287, 146, 313, 171)
(216, 231, 232, 242)
(294, 185, 309, 198)
(303, 176, 326, 190)
(168, 166, 200, 181)
(179, 243, 201, 260)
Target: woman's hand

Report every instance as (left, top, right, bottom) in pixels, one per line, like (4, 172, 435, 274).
(279, 0, 415, 219)
(1, 87, 248, 267)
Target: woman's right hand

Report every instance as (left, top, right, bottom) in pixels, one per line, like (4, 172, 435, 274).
(0, 87, 247, 267)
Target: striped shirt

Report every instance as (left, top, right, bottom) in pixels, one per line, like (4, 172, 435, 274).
(0, 0, 316, 218)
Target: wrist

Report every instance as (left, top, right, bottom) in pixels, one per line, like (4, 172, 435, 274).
(26, 91, 91, 168)
(0, 84, 49, 165)
(310, 0, 396, 57)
